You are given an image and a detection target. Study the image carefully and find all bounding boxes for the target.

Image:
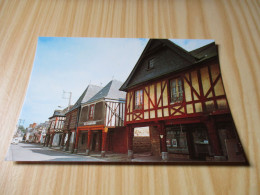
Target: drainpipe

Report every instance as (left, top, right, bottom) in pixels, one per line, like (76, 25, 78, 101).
(73, 106, 81, 153)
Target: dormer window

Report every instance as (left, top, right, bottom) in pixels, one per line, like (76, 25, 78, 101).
(148, 58, 155, 70)
(170, 78, 183, 104)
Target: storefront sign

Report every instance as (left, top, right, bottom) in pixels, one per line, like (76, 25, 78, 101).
(83, 121, 96, 125)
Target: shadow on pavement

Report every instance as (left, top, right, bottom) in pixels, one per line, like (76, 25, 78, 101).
(31, 149, 68, 156)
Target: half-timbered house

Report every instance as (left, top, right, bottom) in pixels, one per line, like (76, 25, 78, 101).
(44, 109, 66, 148)
(120, 39, 246, 161)
(60, 85, 102, 152)
(75, 80, 127, 157)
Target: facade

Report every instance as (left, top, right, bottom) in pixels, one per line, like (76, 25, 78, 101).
(75, 80, 127, 157)
(25, 123, 37, 142)
(60, 84, 102, 152)
(120, 39, 245, 161)
(43, 110, 66, 147)
(36, 121, 49, 143)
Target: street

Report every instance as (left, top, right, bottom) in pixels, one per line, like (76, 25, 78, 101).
(5, 143, 104, 162)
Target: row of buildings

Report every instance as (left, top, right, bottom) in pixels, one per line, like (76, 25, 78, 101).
(15, 122, 50, 143)
(41, 39, 245, 162)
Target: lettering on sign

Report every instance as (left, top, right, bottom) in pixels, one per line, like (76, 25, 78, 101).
(83, 121, 97, 125)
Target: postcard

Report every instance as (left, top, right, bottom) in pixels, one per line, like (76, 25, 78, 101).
(5, 37, 247, 164)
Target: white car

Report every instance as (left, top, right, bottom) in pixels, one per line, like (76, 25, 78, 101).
(11, 138, 19, 144)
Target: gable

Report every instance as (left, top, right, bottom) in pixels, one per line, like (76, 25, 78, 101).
(125, 47, 194, 89)
(145, 39, 164, 53)
(86, 80, 125, 103)
(120, 39, 197, 91)
(67, 85, 102, 113)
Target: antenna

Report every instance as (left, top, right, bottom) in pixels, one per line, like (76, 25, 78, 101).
(17, 119, 25, 128)
(62, 90, 72, 110)
(17, 119, 25, 134)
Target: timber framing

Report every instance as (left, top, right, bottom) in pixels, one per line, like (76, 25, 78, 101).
(120, 39, 246, 163)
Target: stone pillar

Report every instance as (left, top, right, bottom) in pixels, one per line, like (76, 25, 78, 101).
(127, 126, 134, 159)
(60, 133, 66, 149)
(158, 122, 168, 161)
(86, 130, 92, 155)
(101, 128, 108, 157)
(204, 118, 222, 156)
(65, 132, 71, 151)
(74, 129, 80, 153)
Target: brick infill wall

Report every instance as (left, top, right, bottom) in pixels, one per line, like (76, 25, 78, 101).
(133, 136, 151, 153)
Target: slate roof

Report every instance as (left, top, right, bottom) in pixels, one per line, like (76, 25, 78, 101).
(85, 80, 126, 104)
(49, 108, 67, 119)
(189, 42, 217, 61)
(120, 39, 217, 91)
(67, 84, 102, 113)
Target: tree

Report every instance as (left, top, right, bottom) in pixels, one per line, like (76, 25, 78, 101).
(18, 125, 26, 133)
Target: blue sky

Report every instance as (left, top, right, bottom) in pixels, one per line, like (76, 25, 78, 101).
(19, 38, 214, 128)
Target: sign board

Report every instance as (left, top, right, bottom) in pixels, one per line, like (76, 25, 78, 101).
(83, 121, 97, 126)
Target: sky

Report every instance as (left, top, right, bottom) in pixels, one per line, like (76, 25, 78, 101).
(19, 37, 214, 128)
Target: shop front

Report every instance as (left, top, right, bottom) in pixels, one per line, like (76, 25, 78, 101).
(166, 124, 211, 160)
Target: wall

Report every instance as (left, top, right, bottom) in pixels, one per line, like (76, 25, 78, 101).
(110, 127, 128, 153)
(78, 102, 104, 126)
(133, 136, 151, 153)
(126, 62, 229, 124)
(77, 132, 88, 153)
(150, 126, 161, 156)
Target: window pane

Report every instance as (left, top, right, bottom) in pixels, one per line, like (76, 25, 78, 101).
(135, 90, 143, 109)
(148, 58, 155, 69)
(170, 78, 183, 103)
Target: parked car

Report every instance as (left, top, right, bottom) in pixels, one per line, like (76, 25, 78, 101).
(11, 138, 19, 145)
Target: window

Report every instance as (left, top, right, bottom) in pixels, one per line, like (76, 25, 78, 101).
(166, 126, 189, 154)
(134, 89, 143, 110)
(148, 58, 155, 69)
(170, 78, 183, 103)
(89, 104, 95, 120)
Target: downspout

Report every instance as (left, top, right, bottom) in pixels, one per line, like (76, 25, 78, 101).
(73, 105, 81, 153)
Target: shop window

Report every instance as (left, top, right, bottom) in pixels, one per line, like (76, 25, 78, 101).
(134, 89, 143, 110)
(170, 78, 183, 104)
(166, 125, 189, 154)
(193, 129, 209, 144)
(89, 104, 95, 120)
(192, 127, 210, 159)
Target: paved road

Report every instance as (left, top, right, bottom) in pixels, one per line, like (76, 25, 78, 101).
(5, 143, 104, 162)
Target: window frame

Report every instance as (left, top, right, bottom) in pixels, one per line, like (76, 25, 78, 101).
(134, 89, 144, 110)
(147, 58, 155, 70)
(169, 77, 184, 104)
(88, 104, 95, 120)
